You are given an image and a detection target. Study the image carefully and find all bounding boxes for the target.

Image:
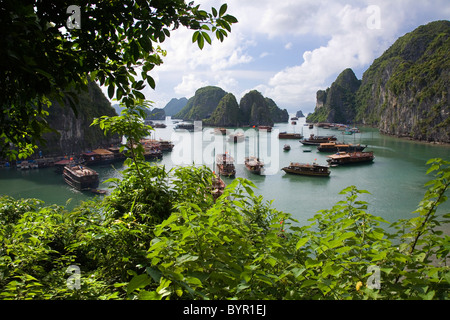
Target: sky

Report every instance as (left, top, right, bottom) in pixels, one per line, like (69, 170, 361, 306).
(106, 0, 450, 115)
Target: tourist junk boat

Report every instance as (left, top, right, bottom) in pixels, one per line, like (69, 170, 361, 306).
(282, 162, 330, 177)
(300, 134, 337, 146)
(174, 123, 195, 131)
(216, 153, 236, 177)
(278, 132, 303, 139)
(228, 132, 245, 143)
(326, 151, 375, 166)
(244, 156, 264, 175)
(141, 138, 174, 152)
(63, 163, 99, 191)
(214, 128, 227, 135)
(317, 142, 367, 153)
(258, 125, 272, 132)
(81, 149, 115, 166)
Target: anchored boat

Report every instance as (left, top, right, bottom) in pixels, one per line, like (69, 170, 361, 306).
(244, 156, 264, 175)
(216, 153, 236, 177)
(63, 164, 99, 191)
(282, 162, 330, 177)
(326, 151, 374, 166)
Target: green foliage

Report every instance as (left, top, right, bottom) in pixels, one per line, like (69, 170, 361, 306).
(0, 0, 237, 160)
(0, 159, 448, 300)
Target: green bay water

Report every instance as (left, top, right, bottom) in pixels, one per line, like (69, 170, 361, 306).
(0, 117, 449, 228)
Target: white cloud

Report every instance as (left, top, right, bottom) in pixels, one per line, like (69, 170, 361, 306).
(141, 0, 450, 113)
(174, 74, 209, 97)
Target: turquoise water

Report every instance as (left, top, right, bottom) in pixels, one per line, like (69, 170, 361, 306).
(0, 117, 449, 228)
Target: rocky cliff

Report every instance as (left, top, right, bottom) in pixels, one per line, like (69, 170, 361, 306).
(307, 20, 449, 143)
(356, 20, 449, 142)
(203, 93, 242, 127)
(174, 86, 227, 121)
(175, 86, 288, 127)
(239, 90, 274, 126)
(40, 81, 120, 156)
(307, 68, 361, 124)
(266, 97, 289, 123)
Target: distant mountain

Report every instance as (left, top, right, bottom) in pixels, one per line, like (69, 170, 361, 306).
(306, 20, 449, 143)
(175, 86, 289, 127)
(239, 90, 274, 127)
(296, 110, 305, 118)
(174, 86, 227, 121)
(145, 108, 166, 120)
(266, 98, 289, 123)
(203, 93, 242, 127)
(164, 97, 188, 117)
(307, 68, 361, 124)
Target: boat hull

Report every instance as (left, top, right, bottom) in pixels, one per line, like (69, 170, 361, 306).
(63, 165, 99, 191)
(282, 164, 330, 177)
(326, 152, 374, 165)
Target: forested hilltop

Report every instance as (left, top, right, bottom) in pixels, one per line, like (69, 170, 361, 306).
(307, 20, 449, 143)
(175, 86, 289, 126)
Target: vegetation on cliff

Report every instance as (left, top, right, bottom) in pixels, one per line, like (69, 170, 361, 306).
(307, 68, 361, 124)
(308, 21, 449, 143)
(356, 20, 449, 142)
(174, 86, 227, 121)
(40, 81, 119, 156)
(175, 87, 289, 127)
(203, 93, 242, 127)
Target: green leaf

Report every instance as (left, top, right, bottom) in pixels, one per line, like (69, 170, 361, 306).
(296, 237, 309, 250)
(108, 84, 115, 99)
(127, 274, 151, 294)
(201, 31, 212, 45)
(147, 76, 156, 89)
(219, 4, 228, 17)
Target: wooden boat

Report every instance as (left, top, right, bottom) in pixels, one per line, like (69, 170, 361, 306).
(326, 151, 374, 166)
(278, 132, 303, 139)
(258, 126, 272, 132)
(63, 164, 99, 191)
(216, 154, 236, 177)
(81, 149, 115, 165)
(291, 121, 297, 125)
(302, 149, 312, 153)
(317, 142, 366, 153)
(143, 146, 163, 160)
(300, 134, 337, 145)
(282, 162, 330, 177)
(211, 173, 226, 201)
(290, 117, 299, 121)
(174, 123, 195, 131)
(283, 144, 291, 151)
(54, 159, 72, 173)
(91, 188, 107, 195)
(228, 132, 245, 143)
(244, 156, 264, 175)
(214, 128, 227, 135)
(153, 123, 167, 128)
(158, 140, 174, 152)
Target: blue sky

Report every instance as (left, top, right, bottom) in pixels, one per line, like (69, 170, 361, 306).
(108, 0, 450, 115)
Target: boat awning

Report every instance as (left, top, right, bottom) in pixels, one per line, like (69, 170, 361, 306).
(92, 148, 114, 155)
